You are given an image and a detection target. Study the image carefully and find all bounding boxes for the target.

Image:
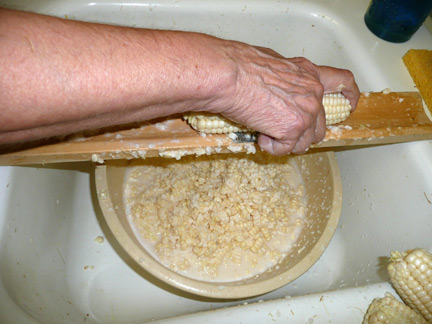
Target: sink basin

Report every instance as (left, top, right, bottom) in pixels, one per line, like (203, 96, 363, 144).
(1, 0, 432, 323)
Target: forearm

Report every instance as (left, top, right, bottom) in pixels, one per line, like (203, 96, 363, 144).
(0, 8, 360, 153)
(0, 8, 236, 144)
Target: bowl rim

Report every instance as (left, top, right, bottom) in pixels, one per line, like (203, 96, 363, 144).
(95, 152, 342, 299)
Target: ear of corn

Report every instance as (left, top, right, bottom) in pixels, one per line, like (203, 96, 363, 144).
(388, 249, 432, 323)
(183, 113, 250, 134)
(183, 93, 352, 134)
(322, 93, 352, 125)
(363, 292, 427, 324)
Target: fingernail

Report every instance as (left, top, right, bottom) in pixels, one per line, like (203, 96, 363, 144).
(259, 136, 275, 155)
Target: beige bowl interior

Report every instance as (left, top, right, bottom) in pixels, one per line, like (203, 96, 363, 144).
(95, 151, 342, 299)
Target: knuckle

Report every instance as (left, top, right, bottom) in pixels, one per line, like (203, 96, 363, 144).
(313, 82, 324, 96)
(343, 68, 354, 78)
(273, 122, 296, 141)
(296, 57, 309, 64)
(293, 56, 311, 65)
(339, 68, 355, 82)
(290, 110, 309, 134)
(297, 57, 319, 74)
(296, 94, 322, 115)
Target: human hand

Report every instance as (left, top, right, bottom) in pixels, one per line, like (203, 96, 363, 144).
(216, 44, 360, 155)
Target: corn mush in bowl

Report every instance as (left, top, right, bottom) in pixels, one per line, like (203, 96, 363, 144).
(96, 151, 342, 298)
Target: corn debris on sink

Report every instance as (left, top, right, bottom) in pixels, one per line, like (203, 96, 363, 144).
(183, 93, 352, 134)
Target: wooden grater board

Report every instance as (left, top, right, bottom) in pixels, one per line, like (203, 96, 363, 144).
(1, 91, 431, 165)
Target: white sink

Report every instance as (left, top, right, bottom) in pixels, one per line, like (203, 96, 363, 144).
(1, 0, 432, 323)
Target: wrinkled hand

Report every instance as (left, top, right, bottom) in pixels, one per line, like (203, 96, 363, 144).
(218, 44, 360, 155)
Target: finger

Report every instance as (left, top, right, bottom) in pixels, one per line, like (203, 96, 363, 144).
(292, 128, 315, 154)
(258, 108, 320, 155)
(313, 107, 326, 143)
(291, 109, 322, 153)
(288, 97, 325, 152)
(258, 134, 295, 156)
(317, 65, 360, 111)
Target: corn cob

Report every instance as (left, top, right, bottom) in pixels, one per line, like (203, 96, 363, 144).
(183, 93, 352, 134)
(388, 249, 432, 322)
(183, 113, 250, 134)
(363, 292, 427, 324)
(322, 93, 352, 125)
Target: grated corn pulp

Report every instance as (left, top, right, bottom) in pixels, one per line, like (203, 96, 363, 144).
(124, 153, 307, 282)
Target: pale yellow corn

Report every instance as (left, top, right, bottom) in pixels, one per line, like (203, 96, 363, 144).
(125, 153, 306, 281)
(322, 93, 352, 125)
(183, 113, 250, 134)
(183, 93, 351, 133)
(363, 292, 427, 324)
(388, 249, 432, 323)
